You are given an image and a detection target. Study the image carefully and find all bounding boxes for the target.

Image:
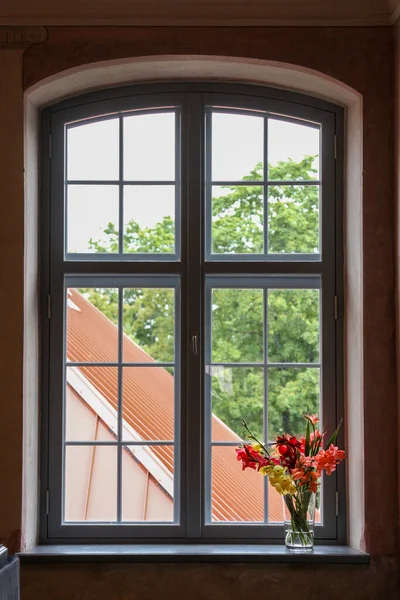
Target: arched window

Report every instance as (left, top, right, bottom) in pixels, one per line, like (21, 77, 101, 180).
(40, 82, 344, 543)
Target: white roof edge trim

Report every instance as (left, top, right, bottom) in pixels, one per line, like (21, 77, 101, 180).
(67, 367, 174, 497)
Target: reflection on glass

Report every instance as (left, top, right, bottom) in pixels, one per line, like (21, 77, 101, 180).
(122, 287, 175, 363)
(211, 445, 264, 522)
(64, 445, 117, 522)
(123, 186, 175, 254)
(67, 185, 119, 254)
(211, 288, 263, 363)
(67, 118, 119, 181)
(268, 119, 320, 181)
(210, 366, 264, 441)
(66, 288, 119, 362)
(267, 185, 320, 254)
(268, 289, 320, 363)
(268, 367, 320, 440)
(124, 112, 175, 181)
(211, 185, 264, 254)
(212, 112, 264, 181)
(122, 445, 174, 522)
(65, 366, 118, 442)
(122, 367, 174, 441)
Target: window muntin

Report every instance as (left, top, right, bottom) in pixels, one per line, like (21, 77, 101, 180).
(65, 109, 180, 260)
(205, 109, 321, 262)
(43, 84, 341, 543)
(204, 276, 321, 525)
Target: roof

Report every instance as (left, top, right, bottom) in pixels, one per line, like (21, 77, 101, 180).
(67, 288, 283, 522)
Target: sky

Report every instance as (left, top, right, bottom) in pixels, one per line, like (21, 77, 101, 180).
(66, 110, 320, 253)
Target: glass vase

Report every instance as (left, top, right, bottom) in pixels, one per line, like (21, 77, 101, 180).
(282, 491, 316, 551)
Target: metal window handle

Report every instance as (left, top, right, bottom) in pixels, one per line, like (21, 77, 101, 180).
(191, 332, 198, 356)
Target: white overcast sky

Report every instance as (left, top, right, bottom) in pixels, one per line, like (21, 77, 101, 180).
(66, 111, 319, 253)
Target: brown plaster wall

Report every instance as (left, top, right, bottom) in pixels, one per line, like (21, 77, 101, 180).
(0, 23, 397, 599)
(20, 559, 400, 600)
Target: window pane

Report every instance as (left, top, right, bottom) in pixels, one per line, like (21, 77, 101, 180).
(123, 287, 175, 363)
(210, 366, 264, 441)
(67, 185, 119, 254)
(122, 367, 174, 442)
(122, 445, 174, 522)
(268, 367, 320, 440)
(211, 112, 264, 181)
(67, 118, 119, 181)
(211, 288, 264, 363)
(267, 185, 320, 255)
(268, 119, 320, 181)
(66, 288, 118, 363)
(268, 289, 320, 363)
(64, 445, 117, 522)
(65, 366, 118, 442)
(123, 112, 175, 181)
(211, 445, 264, 522)
(211, 185, 263, 254)
(123, 185, 175, 254)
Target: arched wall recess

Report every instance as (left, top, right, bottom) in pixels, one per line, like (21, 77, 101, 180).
(23, 55, 363, 550)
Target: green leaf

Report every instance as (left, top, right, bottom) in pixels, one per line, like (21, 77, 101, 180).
(305, 419, 310, 456)
(324, 420, 342, 451)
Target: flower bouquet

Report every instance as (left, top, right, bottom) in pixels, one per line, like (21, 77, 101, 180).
(236, 415, 345, 550)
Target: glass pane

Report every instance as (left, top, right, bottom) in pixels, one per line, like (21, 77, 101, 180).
(211, 185, 263, 254)
(268, 119, 320, 181)
(67, 185, 119, 254)
(212, 112, 264, 181)
(268, 367, 320, 440)
(67, 118, 119, 181)
(123, 287, 175, 363)
(66, 288, 118, 362)
(268, 289, 320, 363)
(267, 185, 319, 254)
(123, 185, 175, 254)
(64, 445, 117, 522)
(211, 288, 263, 363)
(123, 112, 175, 181)
(210, 366, 264, 441)
(122, 445, 174, 522)
(122, 367, 174, 441)
(65, 366, 118, 442)
(211, 445, 264, 522)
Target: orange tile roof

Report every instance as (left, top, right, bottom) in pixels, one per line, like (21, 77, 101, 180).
(67, 289, 283, 522)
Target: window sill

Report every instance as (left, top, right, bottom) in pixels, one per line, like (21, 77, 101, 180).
(18, 544, 369, 564)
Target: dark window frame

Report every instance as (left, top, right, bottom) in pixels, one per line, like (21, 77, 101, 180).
(40, 82, 345, 544)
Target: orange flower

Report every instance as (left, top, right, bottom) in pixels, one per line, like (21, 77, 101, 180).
(305, 414, 319, 426)
(291, 467, 319, 493)
(314, 444, 346, 476)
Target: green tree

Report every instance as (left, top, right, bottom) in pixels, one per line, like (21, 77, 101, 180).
(83, 156, 319, 440)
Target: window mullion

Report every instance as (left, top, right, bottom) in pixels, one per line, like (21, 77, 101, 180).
(184, 93, 204, 539)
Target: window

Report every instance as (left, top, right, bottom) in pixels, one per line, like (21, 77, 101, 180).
(41, 83, 344, 543)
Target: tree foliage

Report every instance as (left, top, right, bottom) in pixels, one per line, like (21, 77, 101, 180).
(82, 156, 319, 441)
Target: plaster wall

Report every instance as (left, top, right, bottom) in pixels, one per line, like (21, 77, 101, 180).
(0, 23, 398, 599)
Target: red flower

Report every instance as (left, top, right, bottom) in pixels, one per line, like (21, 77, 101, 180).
(235, 445, 277, 472)
(275, 434, 301, 469)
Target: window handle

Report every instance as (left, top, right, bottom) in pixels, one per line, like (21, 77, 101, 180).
(191, 331, 198, 356)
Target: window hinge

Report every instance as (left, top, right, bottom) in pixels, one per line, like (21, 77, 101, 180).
(334, 134, 338, 160)
(335, 491, 339, 517)
(49, 134, 52, 159)
(47, 295, 51, 319)
(45, 490, 50, 515)
(334, 296, 338, 320)
(191, 331, 198, 356)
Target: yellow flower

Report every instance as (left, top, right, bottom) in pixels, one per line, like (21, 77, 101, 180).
(266, 466, 296, 495)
